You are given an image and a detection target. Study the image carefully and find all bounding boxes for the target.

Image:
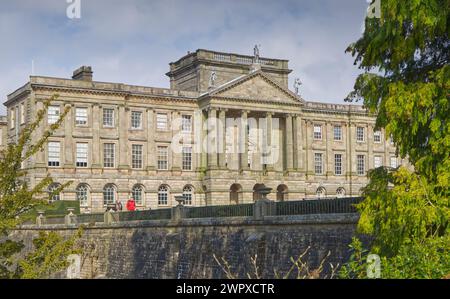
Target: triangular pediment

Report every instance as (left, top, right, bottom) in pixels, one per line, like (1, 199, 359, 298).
(206, 71, 303, 105)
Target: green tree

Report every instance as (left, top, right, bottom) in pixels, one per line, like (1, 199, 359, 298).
(0, 95, 80, 278)
(343, 0, 449, 278)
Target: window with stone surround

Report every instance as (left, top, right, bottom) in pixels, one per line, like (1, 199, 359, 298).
(131, 144, 143, 169)
(76, 184, 89, 207)
(158, 185, 169, 205)
(374, 156, 382, 168)
(10, 108, 15, 129)
(334, 154, 342, 175)
(48, 141, 60, 167)
(103, 184, 115, 206)
(390, 135, 395, 145)
(156, 113, 168, 130)
(182, 146, 192, 170)
(316, 187, 326, 198)
(181, 115, 192, 132)
(132, 185, 143, 206)
(75, 107, 88, 126)
(357, 155, 365, 175)
(334, 125, 342, 141)
(76, 143, 88, 167)
(374, 130, 382, 143)
(336, 187, 346, 198)
(157, 146, 168, 170)
(390, 156, 398, 168)
(48, 183, 61, 202)
(356, 127, 365, 142)
(103, 108, 114, 127)
(131, 111, 142, 129)
(20, 102, 26, 124)
(313, 124, 322, 140)
(314, 153, 323, 175)
(183, 185, 193, 205)
(103, 143, 115, 168)
(48, 106, 60, 124)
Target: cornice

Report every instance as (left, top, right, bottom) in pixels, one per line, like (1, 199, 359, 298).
(30, 84, 198, 103)
(212, 95, 303, 107)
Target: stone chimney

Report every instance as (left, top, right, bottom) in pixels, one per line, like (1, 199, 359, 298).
(72, 66, 93, 81)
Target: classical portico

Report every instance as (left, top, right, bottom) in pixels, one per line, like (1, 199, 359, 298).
(192, 67, 309, 204)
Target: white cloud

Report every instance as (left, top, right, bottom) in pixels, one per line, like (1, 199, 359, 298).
(0, 0, 369, 114)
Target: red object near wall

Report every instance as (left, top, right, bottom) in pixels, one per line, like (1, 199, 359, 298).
(126, 199, 136, 211)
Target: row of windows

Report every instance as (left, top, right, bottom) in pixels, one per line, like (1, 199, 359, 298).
(13, 104, 392, 147)
(49, 183, 194, 206)
(47, 106, 193, 132)
(47, 142, 193, 170)
(316, 187, 346, 198)
(49, 182, 348, 207)
(48, 141, 399, 173)
(314, 153, 398, 176)
(313, 125, 383, 143)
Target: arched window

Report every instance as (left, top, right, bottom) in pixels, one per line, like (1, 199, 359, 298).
(103, 184, 116, 206)
(316, 187, 326, 199)
(132, 185, 143, 206)
(76, 184, 89, 206)
(336, 187, 346, 198)
(158, 185, 169, 206)
(48, 183, 61, 202)
(230, 183, 243, 204)
(276, 184, 288, 201)
(183, 185, 193, 205)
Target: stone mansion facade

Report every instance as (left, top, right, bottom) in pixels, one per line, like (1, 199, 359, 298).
(2, 49, 402, 213)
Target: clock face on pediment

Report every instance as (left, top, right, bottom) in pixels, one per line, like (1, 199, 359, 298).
(209, 72, 303, 105)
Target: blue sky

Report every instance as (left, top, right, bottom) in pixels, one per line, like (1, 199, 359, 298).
(0, 0, 370, 114)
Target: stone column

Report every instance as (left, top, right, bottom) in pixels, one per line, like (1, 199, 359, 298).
(146, 109, 155, 171)
(91, 104, 101, 169)
(275, 116, 284, 172)
(305, 120, 312, 175)
(201, 110, 208, 169)
(251, 116, 262, 171)
(293, 115, 303, 170)
(118, 105, 129, 169)
(265, 112, 274, 171)
(218, 109, 227, 169)
(229, 117, 239, 170)
(285, 114, 294, 171)
(326, 122, 332, 176)
(346, 122, 352, 176)
(368, 124, 374, 169)
(384, 128, 390, 167)
(346, 121, 354, 195)
(194, 109, 205, 171)
(207, 108, 218, 169)
(172, 111, 181, 171)
(239, 110, 249, 170)
(64, 104, 74, 168)
(349, 122, 356, 175)
(35, 100, 46, 167)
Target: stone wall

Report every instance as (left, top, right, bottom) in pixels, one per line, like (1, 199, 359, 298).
(10, 213, 365, 279)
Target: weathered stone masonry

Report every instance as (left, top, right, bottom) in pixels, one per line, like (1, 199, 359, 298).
(3, 48, 407, 213)
(11, 213, 364, 278)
